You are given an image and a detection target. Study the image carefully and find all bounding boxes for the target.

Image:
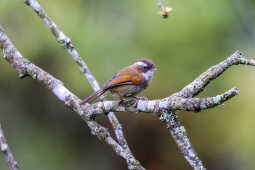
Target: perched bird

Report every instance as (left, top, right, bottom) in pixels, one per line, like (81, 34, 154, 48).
(80, 58, 156, 104)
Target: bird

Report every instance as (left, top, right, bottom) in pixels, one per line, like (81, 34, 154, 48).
(80, 58, 156, 104)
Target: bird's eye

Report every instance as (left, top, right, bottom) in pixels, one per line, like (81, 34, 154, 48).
(143, 66, 148, 70)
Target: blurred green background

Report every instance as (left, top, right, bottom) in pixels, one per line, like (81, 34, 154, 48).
(1, 0, 255, 169)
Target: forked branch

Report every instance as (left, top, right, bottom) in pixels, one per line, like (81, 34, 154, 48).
(81, 51, 255, 170)
(0, 28, 144, 170)
(83, 51, 255, 117)
(23, 0, 136, 164)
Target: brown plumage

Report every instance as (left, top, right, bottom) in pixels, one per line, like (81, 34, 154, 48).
(80, 58, 155, 104)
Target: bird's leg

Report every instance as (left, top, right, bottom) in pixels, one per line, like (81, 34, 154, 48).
(118, 98, 125, 105)
(135, 96, 148, 101)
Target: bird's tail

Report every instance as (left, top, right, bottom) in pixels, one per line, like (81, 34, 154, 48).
(80, 88, 106, 104)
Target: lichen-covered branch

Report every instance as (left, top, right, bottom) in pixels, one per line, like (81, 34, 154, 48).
(23, 0, 136, 163)
(159, 112, 205, 170)
(0, 27, 144, 170)
(80, 50, 254, 170)
(157, 0, 165, 11)
(24, 0, 133, 154)
(107, 112, 131, 152)
(24, 0, 100, 91)
(177, 51, 255, 98)
(0, 124, 19, 170)
(84, 87, 239, 116)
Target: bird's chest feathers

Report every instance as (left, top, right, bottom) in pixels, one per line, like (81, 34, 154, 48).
(142, 70, 154, 84)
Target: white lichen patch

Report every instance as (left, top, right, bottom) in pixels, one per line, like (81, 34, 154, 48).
(42, 17, 50, 25)
(199, 103, 207, 109)
(188, 151, 196, 158)
(103, 101, 112, 111)
(97, 102, 103, 109)
(52, 84, 70, 101)
(117, 106, 126, 112)
(213, 95, 221, 104)
(92, 80, 100, 91)
(159, 100, 169, 109)
(147, 100, 156, 111)
(0, 143, 7, 151)
(180, 126, 186, 133)
(57, 31, 67, 43)
(30, 0, 41, 12)
(86, 74, 100, 91)
(31, 73, 37, 79)
(137, 100, 146, 111)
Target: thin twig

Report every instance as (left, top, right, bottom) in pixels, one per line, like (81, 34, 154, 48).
(24, 0, 99, 91)
(157, 0, 165, 11)
(0, 28, 144, 170)
(23, 0, 137, 164)
(157, 0, 172, 19)
(0, 124, 19, 170)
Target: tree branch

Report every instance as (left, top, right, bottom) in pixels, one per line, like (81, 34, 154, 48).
(24, 0, 100, 90)
(0, 124, 19, 170)
(0, 27, 144, 170)
(80, 50, 254, 170)
(159, 51, 255, 170)
(159, 111, 205, 170)
(23, 0, 137, 164)
(176, 51, 255, 98)
(84, 87, 239, 116)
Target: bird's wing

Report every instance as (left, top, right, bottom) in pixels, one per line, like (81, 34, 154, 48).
(103, 74, 134, 90)
(103, 71, 143, 91)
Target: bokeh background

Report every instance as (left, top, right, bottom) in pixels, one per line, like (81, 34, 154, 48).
(1, 0, 255, 169)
